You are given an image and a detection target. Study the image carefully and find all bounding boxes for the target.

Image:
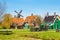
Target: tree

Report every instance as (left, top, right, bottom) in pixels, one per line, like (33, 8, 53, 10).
(2, 13, 12, 29)
(30, 15, 42, 31)
(34, 15, 42, 27)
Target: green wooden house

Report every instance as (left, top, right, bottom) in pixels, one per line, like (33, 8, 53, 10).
(53, 16, 60, 29)
(44, 12, 58, 29)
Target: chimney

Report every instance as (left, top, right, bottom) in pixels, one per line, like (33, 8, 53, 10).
(14, 15, 17, 18)
(31, 13, 33, 16)
(46, 12, 49, 17)
(54, 12, 56, 18)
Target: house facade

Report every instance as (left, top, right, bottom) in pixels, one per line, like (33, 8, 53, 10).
(11, 17, 24, 29)
(53, 16, 60, 29)
(44, 12, 58, 29)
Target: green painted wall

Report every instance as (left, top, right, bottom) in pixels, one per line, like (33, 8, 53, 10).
(25, 23, 29, 29)
(53, 17, 60, 29)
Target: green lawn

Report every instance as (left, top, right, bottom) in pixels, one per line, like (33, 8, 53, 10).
(0, 29, 60, 40)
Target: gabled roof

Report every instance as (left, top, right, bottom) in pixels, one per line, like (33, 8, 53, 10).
(18, 18, 24, 26)
(25, 16, 36, 23)
(44, 15, 58, 23)
(12, 18, 24, 26)
(25, 16, 30, 23)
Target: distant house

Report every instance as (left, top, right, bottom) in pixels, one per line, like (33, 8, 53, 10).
(11, 17, 24, 29)
(25, 15, 41, 29)
(25, 16, 36, 28)
(44, 12, 58, 29)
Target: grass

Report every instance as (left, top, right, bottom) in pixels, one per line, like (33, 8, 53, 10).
(0, 29, 60, 40)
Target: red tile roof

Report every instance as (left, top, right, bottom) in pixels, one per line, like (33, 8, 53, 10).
(25, 16, 36, 23)
(12, 18, 24, 26)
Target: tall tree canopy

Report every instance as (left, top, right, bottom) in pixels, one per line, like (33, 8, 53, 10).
(34, 15, 42, 26)
(2, 13, 12, 28)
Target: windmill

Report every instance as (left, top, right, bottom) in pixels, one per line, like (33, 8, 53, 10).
(14, 10, 23, 18)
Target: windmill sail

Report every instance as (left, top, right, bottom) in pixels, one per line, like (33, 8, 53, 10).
(14, 10, 23, 18)
(19, 10, 22, 13)
(14, 10, 18, 14)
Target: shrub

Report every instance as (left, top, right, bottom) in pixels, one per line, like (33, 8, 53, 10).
(2, 26, 7, 29)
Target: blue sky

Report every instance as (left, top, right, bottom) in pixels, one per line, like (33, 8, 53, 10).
(2, 0, 60, 18)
